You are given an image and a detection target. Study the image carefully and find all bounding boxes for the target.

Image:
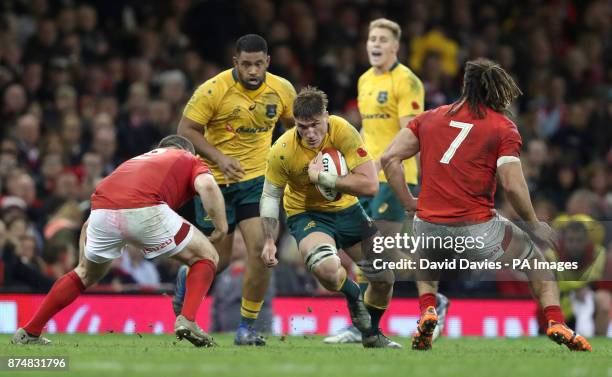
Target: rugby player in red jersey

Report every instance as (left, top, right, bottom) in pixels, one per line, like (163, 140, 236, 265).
(382, 58, 592, 352)
(12, 135, 227, 347)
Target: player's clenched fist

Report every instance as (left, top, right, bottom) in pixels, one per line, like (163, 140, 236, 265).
(261, 239, 278, 267)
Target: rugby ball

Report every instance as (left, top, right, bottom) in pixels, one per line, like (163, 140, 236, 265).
(315, 148, 348, 201)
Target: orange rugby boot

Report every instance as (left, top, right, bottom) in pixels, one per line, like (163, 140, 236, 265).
(546, 320, 592, 352)
(411, 306, 438, 350)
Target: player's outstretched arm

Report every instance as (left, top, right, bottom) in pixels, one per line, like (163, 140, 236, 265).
(259, 179, 284, 267)
(381, 128, 419, 210)
(194, 173, 228, 242)
(497, 161, 556, 248)
(178, 116, 245, 181)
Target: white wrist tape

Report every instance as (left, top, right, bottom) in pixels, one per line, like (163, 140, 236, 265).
(260, 180, 283, 219)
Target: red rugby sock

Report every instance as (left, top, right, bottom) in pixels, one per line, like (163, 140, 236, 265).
(181, 259, 216, 321)
(543, 305, 565, 324)
(24, 271, 86, 336)
(419, 293, 437, 314)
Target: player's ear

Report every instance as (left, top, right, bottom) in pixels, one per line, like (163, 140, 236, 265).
(265, 55, 271, 67)
(232, 55, 239, 67)
(392, 39, 400, 53)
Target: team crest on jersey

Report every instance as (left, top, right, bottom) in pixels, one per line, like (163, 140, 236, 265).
(266, 104, 277, 118)
(377, 91, 388, 104)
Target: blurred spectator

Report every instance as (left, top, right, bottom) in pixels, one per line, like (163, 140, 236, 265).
(120, 245, 160, 288)
(1, 83, 28, 132)
(36, 152, 65, 197)
(14, 113, 41, 170)
(60, 113, 85, 165)
(6, 172, 44, 223)
(117, 82, 161, 159)
(565, 189, 601, 220)
(42, 230, 77, 279)
(75, 152, 104, 201)
(90, 127, 118, 175)
(541, 219, 611, 336)
(535, 76, 567, 139)
(45, 85, 78, 131)
(43, 202, 83, 241)
(23, 18, 58, 65)
(0, 219, 53, 292)
(523, 139, 550, 195)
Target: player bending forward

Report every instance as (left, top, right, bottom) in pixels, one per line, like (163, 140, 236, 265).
(382, 58, 592, 352)
(260, 87, 400, 348)
(12, 135, 227, 348)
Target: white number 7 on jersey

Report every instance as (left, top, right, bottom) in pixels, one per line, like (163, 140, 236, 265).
(440, 120, 474, 164)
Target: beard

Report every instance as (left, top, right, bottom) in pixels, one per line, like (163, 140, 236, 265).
(238, 75, 264, 90)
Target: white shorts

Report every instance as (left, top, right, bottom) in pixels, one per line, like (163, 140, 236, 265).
(84, 204, 194, 263)
(413, 213, 513, 261)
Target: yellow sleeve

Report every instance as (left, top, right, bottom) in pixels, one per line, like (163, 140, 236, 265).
(278, 78, 297, 120)
(334, 119, 372, 170)
(264, 142, 289, 187)
(183, 79, 223, 125)
(396, 72, 424, 118)
(357, 73, 365, 93)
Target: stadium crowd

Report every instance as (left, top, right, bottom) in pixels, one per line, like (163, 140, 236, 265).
(0, 0, 610, 307)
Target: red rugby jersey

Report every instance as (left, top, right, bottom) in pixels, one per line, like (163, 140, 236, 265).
(91, 148, 210, 210)
(408, 104, 522, 223)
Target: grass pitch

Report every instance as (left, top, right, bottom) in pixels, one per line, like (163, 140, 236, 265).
(1, 334, 610, 377)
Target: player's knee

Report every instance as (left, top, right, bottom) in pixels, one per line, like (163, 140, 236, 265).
(306, 243, 341, 286)
(595, 289, 611, 313)
(185, 232, 219, 266)
(205, 249, 219, 266)
(314, 260, 341, 286)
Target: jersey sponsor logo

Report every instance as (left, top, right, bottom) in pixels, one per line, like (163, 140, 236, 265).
(236, 125, 274, 134)
(377, 91, 388, 104)
(266, 104, 277, 118)
(362, 113, 391, 120)
(303, 220, 316, 231)
(357, 147, 367, 157)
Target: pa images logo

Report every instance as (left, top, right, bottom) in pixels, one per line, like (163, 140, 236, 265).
(266, 104, 277, 118)
(377, 91, 388, 104)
